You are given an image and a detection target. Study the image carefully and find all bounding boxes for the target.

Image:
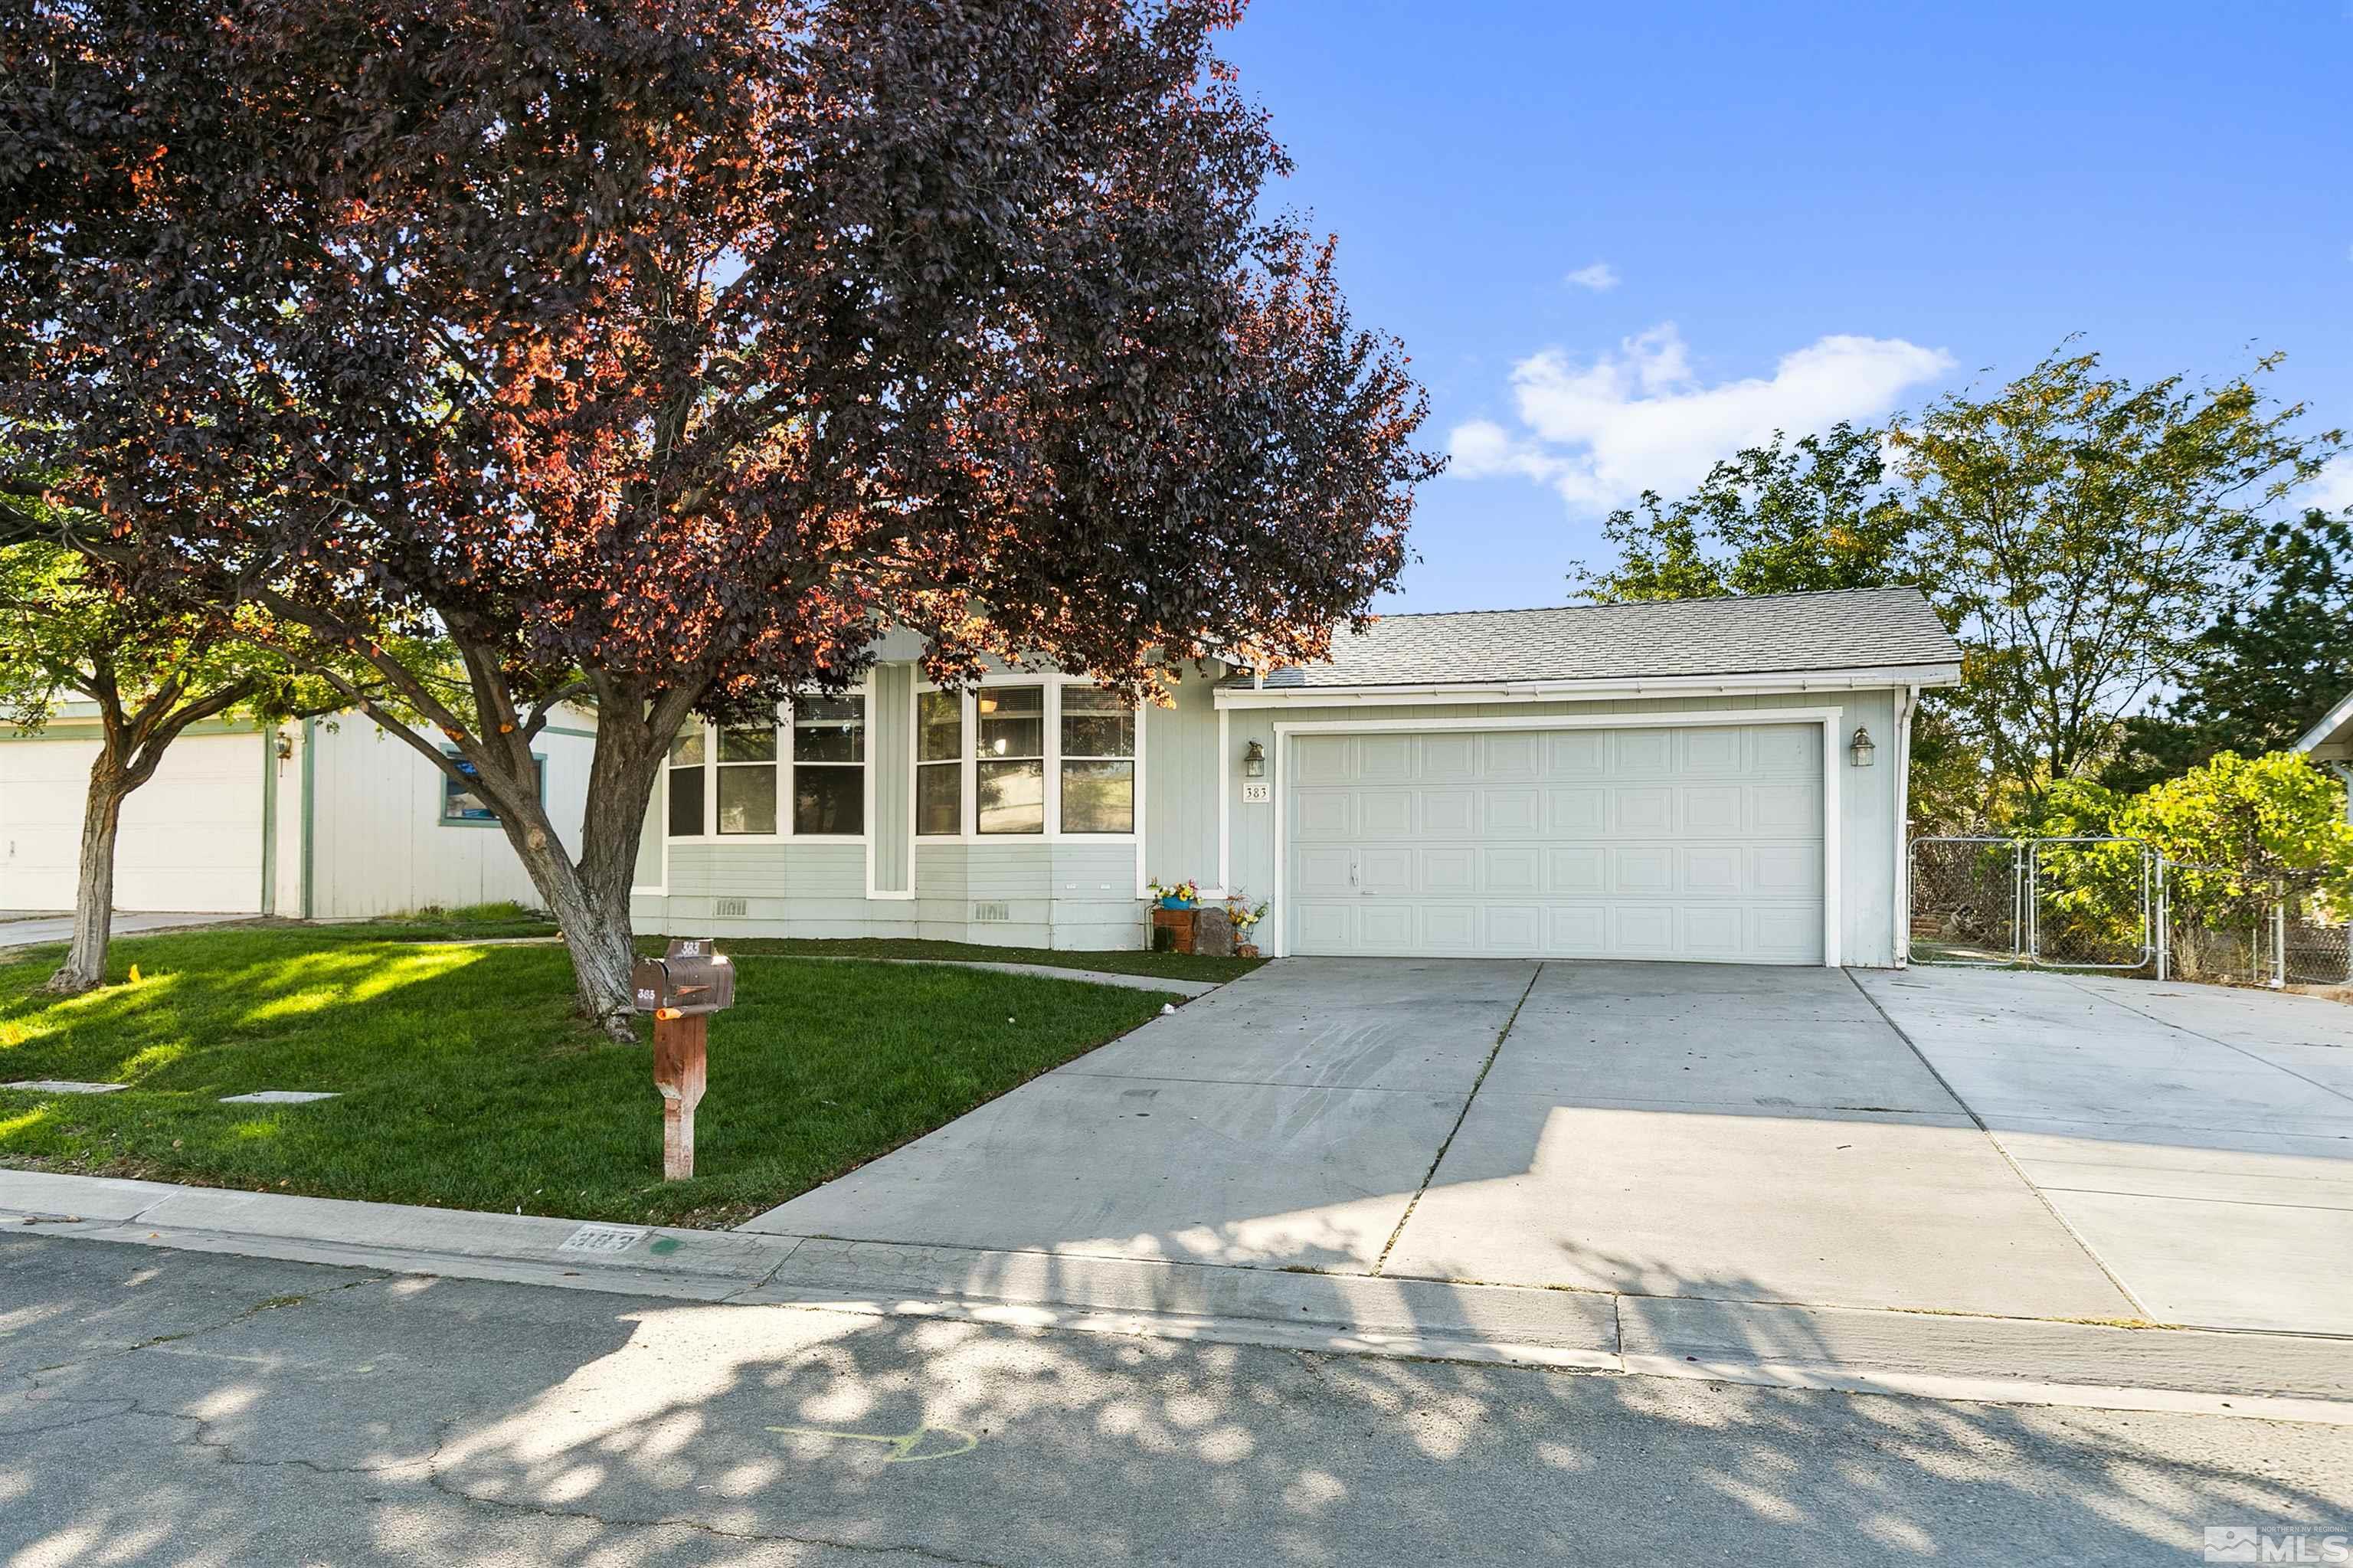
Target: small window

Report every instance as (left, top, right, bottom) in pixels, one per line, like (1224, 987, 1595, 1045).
(975, 685, 1045, 834)
(792, 695, 864, 835)
(666, 729, 706, 836)
(916, 689, 962, 836)
(1059, 688, 1134, 833)
(716, 722, 777, 835)
(443, 748, 545, 823)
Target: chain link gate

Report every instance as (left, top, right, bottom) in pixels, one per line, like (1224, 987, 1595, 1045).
(1908, 836, 2154, 970)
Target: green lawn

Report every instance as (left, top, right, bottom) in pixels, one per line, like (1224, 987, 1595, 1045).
(0, 928, 1178, 1227)
(705, 936, 1268, 984)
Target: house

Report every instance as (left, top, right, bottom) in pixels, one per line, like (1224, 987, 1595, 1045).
(631, 586, 1964, 966)
(2296, 690, 2353, 823)
(0, 705, 598, 919)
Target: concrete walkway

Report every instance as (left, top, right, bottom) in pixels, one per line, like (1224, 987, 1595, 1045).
(0, 910, 249, 948)
(1854, 966, 2353, 1335)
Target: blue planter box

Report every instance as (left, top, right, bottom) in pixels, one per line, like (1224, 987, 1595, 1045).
(1158, 896, 1197, 911)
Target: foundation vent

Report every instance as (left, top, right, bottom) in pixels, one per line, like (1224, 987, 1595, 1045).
(713, 897, 748, 918)
(970, 900, 1013, 923)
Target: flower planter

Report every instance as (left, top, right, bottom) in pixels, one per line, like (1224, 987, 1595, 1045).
(1158, 895, 1197, 911)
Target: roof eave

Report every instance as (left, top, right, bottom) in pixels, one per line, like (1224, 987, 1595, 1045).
(2293, 689, 2353, 758)
(1214, 662, 1964, 709)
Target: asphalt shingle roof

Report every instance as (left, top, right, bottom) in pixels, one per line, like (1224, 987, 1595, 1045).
(1248, 588, 1961, 689)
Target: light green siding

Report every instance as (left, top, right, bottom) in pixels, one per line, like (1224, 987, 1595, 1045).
(1144, 666, 1221, 893)
(871, 663, 913, 894)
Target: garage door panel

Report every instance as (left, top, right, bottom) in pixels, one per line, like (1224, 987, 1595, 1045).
(1, 732, 262, 912)
(1481, 732, 1541, 777)
(1296, 791, 1354, 840)
(1418, 904, 1474, 949)
(1483, 905, 1541, 951)
(1359, 790, 1412, 837)
(1359, 846, 1414, 895)
(1483, 846, 1540, 893)
(1615, 787, 1673, 833)
(1685, 727, 1743, 773)
(1614, 846, 1674, 893)
(1682, 784, 1743, 833)
(1547, 732, 1605, 775)
(1546, 788, 1605, 834)
(1685, 845, 1744, 894)
(1547, 846, 1606, 894)
(1287, 722, 1824, 964)
(1422, 789, 1474, 834)
(1481, 788, 1540, 834)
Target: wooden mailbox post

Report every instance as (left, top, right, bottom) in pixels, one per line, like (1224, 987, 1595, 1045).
(631, 938, 735, 1181)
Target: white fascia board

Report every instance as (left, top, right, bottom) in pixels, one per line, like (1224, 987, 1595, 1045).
(1212, 662, 1963, 710)
(2293, 688, 2353, 757)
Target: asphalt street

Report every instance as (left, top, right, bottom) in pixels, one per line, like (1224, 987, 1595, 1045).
(3, 1233, 2347, 1566)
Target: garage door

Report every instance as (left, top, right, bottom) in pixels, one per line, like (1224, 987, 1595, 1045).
(0, 731, 265, 912)
(1287, 723, 1825, 964)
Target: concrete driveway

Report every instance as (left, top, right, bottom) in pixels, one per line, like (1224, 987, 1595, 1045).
(743, 957, 2237, 1326)
(0, 910, 249, 948)
(1855, 966, 2353, 1335)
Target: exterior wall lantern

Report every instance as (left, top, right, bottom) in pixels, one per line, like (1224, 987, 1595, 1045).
(1242, 738, 1266, 778)
(1849, 725, 1876, 768)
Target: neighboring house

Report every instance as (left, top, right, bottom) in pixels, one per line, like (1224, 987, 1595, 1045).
(2296, 690, 2353, 822)
(633, 587, 1963, 967)
(0, 704, 597, 918)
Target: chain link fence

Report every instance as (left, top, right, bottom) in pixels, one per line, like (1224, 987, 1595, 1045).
(1910, 836, 2350, 987)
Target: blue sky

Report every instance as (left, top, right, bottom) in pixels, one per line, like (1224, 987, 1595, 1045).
(1218, 2, 2353, 613)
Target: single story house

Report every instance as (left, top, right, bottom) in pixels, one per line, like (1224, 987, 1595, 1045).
(0, 704, 597, 919)
(2297, 690, 2353, 820)
(632, 586, 1963, 967)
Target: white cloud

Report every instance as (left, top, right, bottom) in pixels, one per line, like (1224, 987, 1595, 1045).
(1448, 322, 1953, 511)
(1563, 261, 1619, 293)
(2313, 453, 2353, 516)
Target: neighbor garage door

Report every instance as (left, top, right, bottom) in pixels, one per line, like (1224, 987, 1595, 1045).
(1287, 722, 1825, 963)
(0, 730, 265, 912)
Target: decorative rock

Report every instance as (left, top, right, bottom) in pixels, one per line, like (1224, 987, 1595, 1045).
(5, 1080, 126, 1095)
(218, 1090, 341, 1105)
(1190, 905, 1235, 958)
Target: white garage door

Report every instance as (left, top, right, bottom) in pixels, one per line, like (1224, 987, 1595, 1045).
(0, 731, 265, 912)
(1287, 723, 1825, 964)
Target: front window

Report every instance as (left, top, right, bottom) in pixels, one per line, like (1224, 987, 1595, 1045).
(443, 748, 545, 823)
(666, 730, 706, 835)
(716, 722, 778, 835)
(792, 695, 864, 835)
(916, 689, 962, 835)
(1059, 688, 1135, 833)
(975, 685, 1045, 834)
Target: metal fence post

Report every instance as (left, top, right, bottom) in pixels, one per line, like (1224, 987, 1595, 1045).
(2273, 889, 2289, 990)
(2155, 856, 2169, 982)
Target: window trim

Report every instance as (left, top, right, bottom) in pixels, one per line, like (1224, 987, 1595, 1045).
(661, 676, 873, 843)
(440, 748, 547, 827)
(909, 673, 1144, 843)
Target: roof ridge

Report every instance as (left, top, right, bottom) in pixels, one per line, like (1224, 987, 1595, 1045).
(1373, 585, 1916, 620)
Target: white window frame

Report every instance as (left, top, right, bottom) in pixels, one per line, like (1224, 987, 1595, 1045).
(910, 673, 1145, 846)
(661, 673, 874, 844)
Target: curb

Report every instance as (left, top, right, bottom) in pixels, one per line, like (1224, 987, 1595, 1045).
(7, 1168, 2348, 1423)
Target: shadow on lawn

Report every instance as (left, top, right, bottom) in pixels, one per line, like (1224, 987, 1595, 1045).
(2, 1233, 2342, 1567)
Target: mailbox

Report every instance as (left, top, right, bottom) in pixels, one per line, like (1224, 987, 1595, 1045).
(632, 938, 736, 1019)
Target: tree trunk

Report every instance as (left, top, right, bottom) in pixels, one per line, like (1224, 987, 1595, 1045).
(44, 762, 133, 995)
(480, 726, 666, 1041)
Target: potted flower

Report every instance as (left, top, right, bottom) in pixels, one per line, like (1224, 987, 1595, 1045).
(1226, 893, 1268, 957)
(1147, 878, 1200, 911)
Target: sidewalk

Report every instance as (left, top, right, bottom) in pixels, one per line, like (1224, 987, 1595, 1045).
(7, 1167, 2347, 1425)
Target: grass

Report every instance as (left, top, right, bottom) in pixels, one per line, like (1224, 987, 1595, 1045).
(705, 936, 1268, 984)
(0, 926, 1178, 1227)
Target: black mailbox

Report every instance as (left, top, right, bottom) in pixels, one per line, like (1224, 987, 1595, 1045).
(632, 938, 736, 1017)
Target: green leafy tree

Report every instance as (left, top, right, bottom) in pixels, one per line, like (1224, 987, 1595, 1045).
(1890, 348, 2340, 800)
(2100, 509, 2353, 794)
(0, 542, 349, 993)
(2120, 751, 2353, 937)
(1569, 424, 1913, 602)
